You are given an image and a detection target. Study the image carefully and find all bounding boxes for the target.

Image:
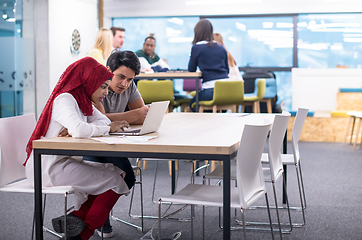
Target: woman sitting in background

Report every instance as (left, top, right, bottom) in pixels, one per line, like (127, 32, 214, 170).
(188, 19, 229, 112)
(86, 28, 113, 66)
(24, 57, 130, 240)
(214, 33, 244, 82)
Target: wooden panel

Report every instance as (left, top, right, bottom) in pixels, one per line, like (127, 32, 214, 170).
(336, 92, 362, 111)
(287, 116, 362, 143)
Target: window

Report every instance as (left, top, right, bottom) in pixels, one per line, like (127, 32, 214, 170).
(298, 13, 362, 68)
(207, 16, 294, 67)
(113, 17, 199, 69)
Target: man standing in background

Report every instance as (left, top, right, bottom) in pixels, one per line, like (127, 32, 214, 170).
(111, 26, 125, 51)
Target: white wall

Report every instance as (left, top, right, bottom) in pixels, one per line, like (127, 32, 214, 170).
(292, 68, 362, 112)
(104, 0, 362, 18)
(48, 0, 98, 93)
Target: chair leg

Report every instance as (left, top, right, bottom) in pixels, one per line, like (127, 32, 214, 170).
(152, 161, 159, 204)
(353, 118, 362, 150)
(241, 105, 245, 113)
(202, 205, 205, 240)
(232, 105, 237, 113)
(158, 201, 162, 240)
(271, 182, 283, 240)
(343, 116, 353, 146)
(281, 173, 293, 232)
(266, 99, 272, 113)
(265, 193, 275, 240)
(297, 162, 307, 210)
(294, 164, 306, 226)
(168, 160, 178, 175)
(240, 208, 247, 240)
(142, 160, 147, 170)
(191, 205, 194, 240)
(213, 105, 217, 113)
(351, 117, 356, 144)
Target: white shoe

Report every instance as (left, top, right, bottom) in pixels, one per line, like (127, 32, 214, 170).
(96, 228, 114, 238)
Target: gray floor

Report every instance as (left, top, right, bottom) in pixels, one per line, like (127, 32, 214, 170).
(1, 141, 361, 240)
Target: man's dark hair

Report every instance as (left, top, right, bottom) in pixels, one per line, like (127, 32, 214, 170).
(110, 26, 125, 36)
(106, 50, 141, 76)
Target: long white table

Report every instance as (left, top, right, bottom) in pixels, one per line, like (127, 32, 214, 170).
(33, 113, 276, 240)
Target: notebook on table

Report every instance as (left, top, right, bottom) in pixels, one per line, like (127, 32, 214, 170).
(110, 100, 170, 136)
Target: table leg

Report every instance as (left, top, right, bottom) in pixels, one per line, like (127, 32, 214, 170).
(223, 157, 231, 240)
(350, 117, 356, 144)
(283, 131, 287, 204)
(171, 161, 176, 194)
(34, 150, 43, 240)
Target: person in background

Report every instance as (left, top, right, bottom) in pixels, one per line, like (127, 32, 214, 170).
(135, 34, 170, 72)
(110, 26, 125, 51)
(213, 33, 244, 82)
(24, 57, 130, 240)
(188, 19, 229, 112)
(84, 50, 149, 238)
(86, 28, 113, 66)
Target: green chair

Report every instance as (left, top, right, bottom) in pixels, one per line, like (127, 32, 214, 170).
(243, 78, 266, 113)
(137, 80, 178, 113)
(137, 80, 178, 174)
(192, 81, 244, 113)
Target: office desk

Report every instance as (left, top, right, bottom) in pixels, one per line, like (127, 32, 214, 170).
(33, 113, 275, 240)
(135, 72, 202, 111)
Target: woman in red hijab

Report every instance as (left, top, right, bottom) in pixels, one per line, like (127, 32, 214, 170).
(25, 57, 130, 240)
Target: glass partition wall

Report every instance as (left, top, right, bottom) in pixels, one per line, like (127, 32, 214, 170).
(0, 0, 36, 118)
(113, 13, 362, 111)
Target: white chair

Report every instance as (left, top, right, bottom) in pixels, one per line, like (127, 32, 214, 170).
(0, 114, 75, 239)
(158, 122, 274, 240)
(261, 107, 308, 226)
(203, 112, 293, 238)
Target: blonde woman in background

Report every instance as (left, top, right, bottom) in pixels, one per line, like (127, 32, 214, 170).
(214, 33, 244, 81)
(86, 28, 113, 66)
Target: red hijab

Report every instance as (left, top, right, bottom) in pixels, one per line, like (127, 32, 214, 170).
(24, 57, 114, 165)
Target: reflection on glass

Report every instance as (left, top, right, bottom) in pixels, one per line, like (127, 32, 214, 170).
(298, 13, 362, 68)
(208, 17, 294, 67)
(112, 17, 199, 69)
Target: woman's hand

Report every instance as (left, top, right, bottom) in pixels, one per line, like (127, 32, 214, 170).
(58, 128, 72, 137)
(109, 120, 130, 133)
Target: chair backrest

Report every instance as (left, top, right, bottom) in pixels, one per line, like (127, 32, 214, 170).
(0, 114, 36, 188)
(236, 122, 271, 208)
(183, 79, 201, 92)
(291, 107, 309, 163)
(137, 80, 175, 104)
(212, 81, 244, 105)
(268, 111, 291, 181)
(262, 78, 277, 99)
(255, 78, 266, 100)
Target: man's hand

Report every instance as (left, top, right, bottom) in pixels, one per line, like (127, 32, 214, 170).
(109, 120, 130, 133)
(137, 105, 150, 122)
(58, 128, 71, 137)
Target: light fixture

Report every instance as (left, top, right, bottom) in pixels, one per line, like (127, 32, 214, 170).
(2, 11, 7, 20)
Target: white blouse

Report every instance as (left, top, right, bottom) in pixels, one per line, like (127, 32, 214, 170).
(228, 65, 244, 81)
(25, 93, 130, 210)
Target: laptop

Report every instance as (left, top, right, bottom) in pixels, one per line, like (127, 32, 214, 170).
(110, 100, 170, 136)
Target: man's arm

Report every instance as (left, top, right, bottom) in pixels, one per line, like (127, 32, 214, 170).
(104, 97, 149, 125)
